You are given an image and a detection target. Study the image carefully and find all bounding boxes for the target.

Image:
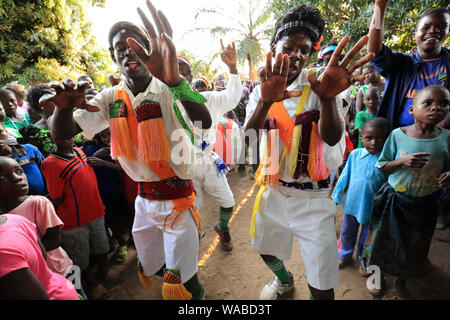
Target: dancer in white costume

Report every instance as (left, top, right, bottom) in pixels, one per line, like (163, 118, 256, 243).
(178, 40, 243, 251)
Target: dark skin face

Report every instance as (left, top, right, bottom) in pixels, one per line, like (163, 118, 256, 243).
(111, 30, 152, 94)
(77, 76, 93, 89)
(0, 157, 29, 206)
(414, 12, 450, 59)
(0, 125, 12, 156)
(98, 128, 111, 146)
(361, 126, 388, 155)
(410, 87, 450, 127)
(0, 101, 6, 122)
(0, 90, 18, 118)
(178, 61, 193, 85)
(363, 67, 379, 84)
(272, 31, 312, 85)
(322, 53, 333, 67)
(363, 91, 380, 113)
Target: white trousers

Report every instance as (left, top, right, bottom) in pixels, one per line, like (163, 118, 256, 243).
(193, 159, 235, 210)
(132, 196, 199, 283)
(252, 185, 339, 290)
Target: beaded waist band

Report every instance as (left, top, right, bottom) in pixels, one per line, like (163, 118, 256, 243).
(138, 177, 194, 201)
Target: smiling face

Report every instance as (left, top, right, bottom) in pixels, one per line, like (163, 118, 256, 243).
(272, 31, 312, 83)
(414, 12, 450, 58)
(410, 86, 450, 125)
(111, 29, 149, 81)
(0, 156, 29, 199)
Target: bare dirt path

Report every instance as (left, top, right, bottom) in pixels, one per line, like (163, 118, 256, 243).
(103, 169, 450, 300)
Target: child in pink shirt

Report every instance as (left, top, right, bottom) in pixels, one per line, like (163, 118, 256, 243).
(0, 214, 78, 300)
(0, 156, 73, 276)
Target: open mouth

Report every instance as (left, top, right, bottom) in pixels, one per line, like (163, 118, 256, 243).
(125, 59, 140, 70)
(424, 37, 441, 43)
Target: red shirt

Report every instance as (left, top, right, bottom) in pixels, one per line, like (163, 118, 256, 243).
(41, 148, 105, 230)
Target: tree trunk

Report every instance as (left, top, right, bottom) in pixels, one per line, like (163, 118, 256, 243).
(247, 54, 257, 82)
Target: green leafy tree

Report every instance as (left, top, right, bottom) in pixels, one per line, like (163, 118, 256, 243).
(270, 0, 449, 54)
(191, 0, 273, 81)
(0, 0, 113, 89)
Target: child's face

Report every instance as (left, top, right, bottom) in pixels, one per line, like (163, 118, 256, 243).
(363, 91, 380, 112)
(272, 31, 312, 82)
(0, 157, 29, 199)
(0, 101, 6, 122)
(178, 61, 193, 85)
(0, 124, 9, 150)
(363, 67, 379, 84)
(98, 129, 111, 146)
(415, 12, 449, 54)
(0, 90, 18, 117)
(361, 126, 388, 155)
(410, 87, 450, 125)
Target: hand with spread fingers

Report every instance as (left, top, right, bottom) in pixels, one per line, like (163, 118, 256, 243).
(306, 35, 375, 99)
(127, 0, 182, 87)
(259, 52, 302, 105)
(40, 79, 99, 112)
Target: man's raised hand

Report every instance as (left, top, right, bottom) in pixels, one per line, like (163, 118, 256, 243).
(220, 40, 237, 71)
(259, 52, 302, 105)
(306, 35, 375, 99)
(127, 0, 182, 87)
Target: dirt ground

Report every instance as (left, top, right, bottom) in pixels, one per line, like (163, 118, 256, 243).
(99, 168, 450, 301)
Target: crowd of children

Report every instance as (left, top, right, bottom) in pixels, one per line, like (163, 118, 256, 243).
(0, 0, 449, 301)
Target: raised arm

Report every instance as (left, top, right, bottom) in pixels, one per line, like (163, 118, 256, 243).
(369, 0, 390, 56)
(128, 0, 212, 129)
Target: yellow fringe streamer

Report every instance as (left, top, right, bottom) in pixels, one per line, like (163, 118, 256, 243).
(162, 272, 193, 300)
(137, 118, 171, 163)
(249, 184, 268, 238)
(307, 121, 329, 181)
(110, 118, 136, 161)
(288, 124, 303, 177)
(250, 147, 288, 238)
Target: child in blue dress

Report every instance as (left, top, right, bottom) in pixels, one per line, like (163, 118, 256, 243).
(361, 85, 450, 298)
(332, 117, 391, 269)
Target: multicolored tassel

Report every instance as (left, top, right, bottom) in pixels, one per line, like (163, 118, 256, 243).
(109, 99, 136, 161)
(136, 100, 171, 163)
(307, 121, 329, 181)
(162, 269, 192, 300)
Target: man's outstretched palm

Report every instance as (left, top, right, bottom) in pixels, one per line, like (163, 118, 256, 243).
(307, 36, 375, 99)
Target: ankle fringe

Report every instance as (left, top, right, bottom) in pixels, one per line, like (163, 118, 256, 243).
(162, 270, 192, 300)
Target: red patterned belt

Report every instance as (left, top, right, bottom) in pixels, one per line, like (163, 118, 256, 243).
(138, 177, 194, 201)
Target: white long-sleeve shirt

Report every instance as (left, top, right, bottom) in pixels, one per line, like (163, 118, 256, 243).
(190, 73, 243, 147)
